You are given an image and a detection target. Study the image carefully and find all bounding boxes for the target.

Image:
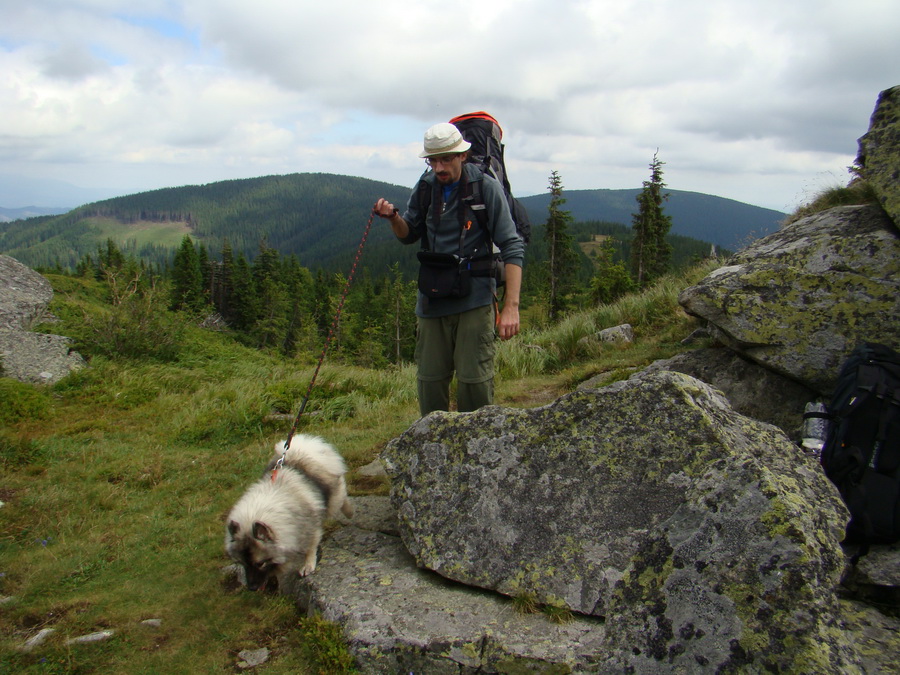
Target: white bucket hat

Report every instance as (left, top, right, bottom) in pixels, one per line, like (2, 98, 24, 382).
(418, 122, 472, 158)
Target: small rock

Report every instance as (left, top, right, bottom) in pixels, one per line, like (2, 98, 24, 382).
(66, 630, 114, 645)
(237, 647, 270, 669)
(140, 619, 162, 628)
(357, 459, 386, 477)
(598, 323, 633, 343)
(20, 628, 56, 652)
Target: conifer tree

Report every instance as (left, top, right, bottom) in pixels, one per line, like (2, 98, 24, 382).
(96, 238, 125, 280)
(197, 243, 212, 304)
(213, 239, 235, 320)
(630, 152, 673, 287)
(543, 171, 578, 322)
(251, 244, 288, 349)
(228, 252, 259, 330)
(589, 236, 636, 305)
(384, 263, 416, 364)
(312, 269, 334, 340)
(170, 235, 203, 311)
(280, 255, 316, 357)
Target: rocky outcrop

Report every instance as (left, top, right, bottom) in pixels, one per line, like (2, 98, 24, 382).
(0, 255, 85, 384)
(377, 372, 860, 672)
(857, 85, 899, 223)
(635, 347, 817, 443)
(298, 489, 899, 673)
(0, 254, 54, 331)
(678, 205, 900, 395)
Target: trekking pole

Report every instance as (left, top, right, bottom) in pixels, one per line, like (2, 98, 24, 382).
(273, 205, 379, 475)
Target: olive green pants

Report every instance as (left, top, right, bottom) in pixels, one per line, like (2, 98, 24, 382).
(415, 305, 495, 416)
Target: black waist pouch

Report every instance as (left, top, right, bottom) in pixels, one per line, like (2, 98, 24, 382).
(417, 251, 471, 299)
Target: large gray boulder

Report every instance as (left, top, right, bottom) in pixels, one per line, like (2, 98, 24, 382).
(678, 205, 900, 395)
(857, 85, 900, 223)
(0, 254, 85, 384)
(379, 371, 861, 672)
(296, 522, 608, 674)
(0, 331, 85, 385)
(299, 497, 900, 674)
(0, 254, 54, 331)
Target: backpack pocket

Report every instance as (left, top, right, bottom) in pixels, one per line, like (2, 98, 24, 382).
(417, 251, 471, 299)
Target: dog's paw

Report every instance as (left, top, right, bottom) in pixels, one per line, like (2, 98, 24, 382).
(298, 561, 316, 577)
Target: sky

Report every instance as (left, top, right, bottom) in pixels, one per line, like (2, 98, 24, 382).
(1, 0, 897, 212)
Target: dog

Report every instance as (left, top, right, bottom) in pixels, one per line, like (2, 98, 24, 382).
(225, 434, 354, 591)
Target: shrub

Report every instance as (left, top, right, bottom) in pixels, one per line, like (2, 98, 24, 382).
(74, 292, 187, 361)
(0, 379, 52, 425)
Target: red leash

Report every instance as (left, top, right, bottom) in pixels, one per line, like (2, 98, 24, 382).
(272, 205, 378, 479)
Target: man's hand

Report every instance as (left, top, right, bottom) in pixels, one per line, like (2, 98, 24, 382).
(374, 198, 397, 218)
(497, 263, 522, 340)
(497, 303, 520, 340)
(374, 198, 408, 238)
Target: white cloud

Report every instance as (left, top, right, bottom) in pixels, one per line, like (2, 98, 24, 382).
(0, 0, 897, 211)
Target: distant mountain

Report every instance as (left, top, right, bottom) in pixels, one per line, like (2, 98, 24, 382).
(0, 206, 70, 222)
(518, 189, 785, 252)
(0, 173, 785, 271)
(0, 173, 122, 210)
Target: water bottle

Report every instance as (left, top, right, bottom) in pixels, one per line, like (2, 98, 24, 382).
(801, 402, 829, 455)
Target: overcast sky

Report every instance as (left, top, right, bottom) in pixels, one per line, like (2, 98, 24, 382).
(1, 0, 897, 212)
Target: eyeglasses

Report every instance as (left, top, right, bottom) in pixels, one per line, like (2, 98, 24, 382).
(425, 154, 462, 167)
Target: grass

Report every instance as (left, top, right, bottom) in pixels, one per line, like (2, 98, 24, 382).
(0, 262, 715, 672)
(783, 178, 880, 225)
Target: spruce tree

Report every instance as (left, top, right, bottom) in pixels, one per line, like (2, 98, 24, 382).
(630, 152, 673, 287)
(228, 252, 259, 331)
(170, 235, 204, 311)
(213, 239, 235, 321)
(251, 244, 289, 349)
(280, 255, 315, 357)
(589, 236, 636, 305)
(543, 171, 578, 322)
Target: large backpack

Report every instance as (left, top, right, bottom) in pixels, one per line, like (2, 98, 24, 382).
(820, 342, 900, 554)
(416, 112, 531, 248)
(449, 111, 531, 245)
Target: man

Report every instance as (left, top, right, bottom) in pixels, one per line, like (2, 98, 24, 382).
(375, 122, 525, 416)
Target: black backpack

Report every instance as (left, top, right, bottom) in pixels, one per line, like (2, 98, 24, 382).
(449, 111, 531, 245)
(820, 342, 900, 554)
(416, 112, 531, 247)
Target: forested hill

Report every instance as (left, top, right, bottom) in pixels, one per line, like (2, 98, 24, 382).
(0, 172, 784, 271)
(518, 189, 785, 252)
(0, 173, 412, 272)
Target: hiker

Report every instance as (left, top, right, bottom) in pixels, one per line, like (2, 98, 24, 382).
(374, 122, 525, 416)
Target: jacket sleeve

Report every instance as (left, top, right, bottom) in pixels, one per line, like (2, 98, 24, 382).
(482, 174, 525, 267)
(397, 179, 427, 246)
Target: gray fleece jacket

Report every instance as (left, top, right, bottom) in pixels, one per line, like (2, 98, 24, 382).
(398, 163, 525, 318)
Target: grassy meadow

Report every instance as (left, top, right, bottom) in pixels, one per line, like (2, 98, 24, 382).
(0, 259, 718, 674)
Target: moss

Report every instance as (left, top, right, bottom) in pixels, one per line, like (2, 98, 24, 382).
(491, 657, 572, 674)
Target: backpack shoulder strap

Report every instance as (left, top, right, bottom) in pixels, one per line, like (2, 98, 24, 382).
(463, 170, 489, 234)
(413, 175, 438, 250)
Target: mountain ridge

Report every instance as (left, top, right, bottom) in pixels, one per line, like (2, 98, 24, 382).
(0, 173, 785, 271)
(518, 187, 785, 251)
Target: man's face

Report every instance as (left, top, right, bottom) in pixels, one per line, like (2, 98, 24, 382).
(427, 153, 465, 184)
